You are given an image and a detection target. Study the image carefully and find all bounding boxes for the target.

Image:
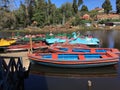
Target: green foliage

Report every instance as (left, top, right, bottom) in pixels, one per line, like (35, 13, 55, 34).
(98, 19, 108, 24)
(14, 3, 26, 27)
(32, 11, 45, 27)
(0, 8, 16, 29)
(78, 0, 83, 7)
(98, 19, 120, 24)
(71, 15, 91, 26)
(72, 0, 78, 14)
(60, 2, 74, 24)
(102, 0, 112, 14)
(116, 0, 120, 14)
(72, 0, 83, 14)
(80, 5, 88, 12)
(89, 10, 98, 20)
(1, 0, 120, 30)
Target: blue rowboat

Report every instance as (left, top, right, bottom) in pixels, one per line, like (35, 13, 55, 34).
(28, 52, 119, 68)
(48, 47, 120, 54)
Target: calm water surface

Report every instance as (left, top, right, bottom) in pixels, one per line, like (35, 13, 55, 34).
(23, 30, 120, 90)
(1, 30, 120, 90)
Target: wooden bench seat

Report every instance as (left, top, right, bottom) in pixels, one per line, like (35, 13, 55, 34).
(79, 55, 85, 60)
(52, 54, 58, 59)
(91, 49, 96, 53)
(101, 55, 108, 58)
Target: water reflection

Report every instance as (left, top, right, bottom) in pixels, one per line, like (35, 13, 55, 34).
(30, 64, 118, 78)
(24, 63, 119, 90)
(24, 30, 120, 90)
(108, 31, 115, 48)
(1, 30, 120, 90)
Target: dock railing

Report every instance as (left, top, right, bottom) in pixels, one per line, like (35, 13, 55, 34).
(0, 56, 30, 90)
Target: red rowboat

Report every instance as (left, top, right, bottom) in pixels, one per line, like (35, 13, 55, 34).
(48, 46, 120, 54)
(6, 41, 48, 52)
(28, 51, 119, 68)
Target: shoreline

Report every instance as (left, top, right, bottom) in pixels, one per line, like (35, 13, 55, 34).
(1, 26, 120, 34)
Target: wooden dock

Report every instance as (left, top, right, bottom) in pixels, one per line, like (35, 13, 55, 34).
(0, 51, 30, 70)
(0, 51, 30, 90)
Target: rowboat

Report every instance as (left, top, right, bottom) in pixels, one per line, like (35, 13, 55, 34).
(51, 43, 89, 48)
(28, 52, 119, 68)
(48, 47, 120, 54)
(6, 41, 48, 52)
(19, 34, 45, 42)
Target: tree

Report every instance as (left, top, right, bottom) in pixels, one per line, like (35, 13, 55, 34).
(72, 0, 83, 14)
(14, 3, 26, 27)
(89, 10, 98, 20)
(24, 0, 34, 26)
(0, 0, 9, 10)
(116, 0, 120, 14)
(80, 5, 88, 12)
(102, 0, 112, 14)
(72, 0, 78, 14)
(32, 0, 46, 27)
(46, 0, 57, 25)
(60, 2, 74, 25)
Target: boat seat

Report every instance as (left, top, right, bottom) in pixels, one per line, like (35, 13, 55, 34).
(72, 49, 90, 52)
(68, 48, 72, 52)
(79, 55, 85, 60)
(111, 49, 119, 53)
(107, 51, 118, 57)
(91, 49, 96, 53)
(101, 55, 108, 58)
(52, 53, 58, 59)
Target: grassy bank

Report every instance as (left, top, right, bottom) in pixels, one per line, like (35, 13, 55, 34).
(1, 25, 120, 34)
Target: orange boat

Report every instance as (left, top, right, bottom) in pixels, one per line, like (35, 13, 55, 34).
(6, 41, 48, 52)
(48, 46, 120, 55)
(51, 43, 89, 48)
(28, 51, 119, 68)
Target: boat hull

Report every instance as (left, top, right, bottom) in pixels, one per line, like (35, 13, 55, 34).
(6, 41, 48, 52)
(28, 52, 119, 68)
(30, 59, 118, 68)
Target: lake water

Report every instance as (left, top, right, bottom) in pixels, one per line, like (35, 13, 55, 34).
(1, 30, 120, 90)
(23, 30, 120, 90)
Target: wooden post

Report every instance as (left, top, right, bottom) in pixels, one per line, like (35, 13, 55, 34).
(30, 34, 33, 53)
(28, 28, 33, 53)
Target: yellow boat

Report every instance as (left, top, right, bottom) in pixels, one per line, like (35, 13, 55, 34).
(0, 38, 16, 47)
